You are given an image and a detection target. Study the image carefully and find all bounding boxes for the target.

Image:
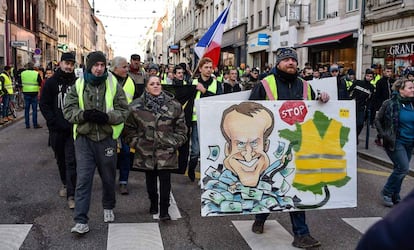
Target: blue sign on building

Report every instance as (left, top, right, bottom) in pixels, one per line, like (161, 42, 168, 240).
(257, 33, 270, 46)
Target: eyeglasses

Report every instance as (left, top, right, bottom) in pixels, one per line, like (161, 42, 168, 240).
(131, 57, 140, 61)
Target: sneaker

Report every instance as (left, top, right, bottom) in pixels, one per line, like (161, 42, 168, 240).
(68, 197, 75, 209)
(104, 209, 115, 223)
(251, 220, 265, 234)
(381, 191, 393, 207)
(159, 213, 171, 221)
(119, 184, 129, 195)
(374, 138, 383, 147)
(71, 223, 89, 235)
(59, 186, 67, 197)
(292, 234, 321, 248)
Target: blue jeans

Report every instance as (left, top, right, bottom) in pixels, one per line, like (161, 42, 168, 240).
(190, 122, 199, 160)
(383, 140, 414, 197)
(73, 136, 117, 224)
(117, 138, 130, 184)
(24, 94, 39, 127)
(255, 211, 310, 236)
(1, 93, 10, 118)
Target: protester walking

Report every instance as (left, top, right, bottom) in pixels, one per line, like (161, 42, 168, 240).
(63, 51, 129, 235)
(123, 75, 187, 221)
(21, 62, 42, 129)
(109, 56, 136, 195)
(40, 52, 78, 209)
(249, 47, 330, 249)
(375, 78, 414, 207)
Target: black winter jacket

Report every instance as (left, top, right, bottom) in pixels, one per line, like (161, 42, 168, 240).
(249, 72, 316, 101)
(40, 69, 76, 133)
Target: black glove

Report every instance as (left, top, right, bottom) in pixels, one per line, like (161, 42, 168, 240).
(90, 109, 109, 124)
(83, 109, 95, 122)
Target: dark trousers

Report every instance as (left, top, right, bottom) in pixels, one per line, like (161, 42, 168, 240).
(255, 211, 310, 236)
(117, 138, 131, 184)
(73, 136, 117, 224)
(49, 131, 77, 198)
(145, 169, 171, 215)
(24, 94, 39, 127)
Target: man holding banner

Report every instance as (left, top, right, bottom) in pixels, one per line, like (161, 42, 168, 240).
(249, 47, 330, 249)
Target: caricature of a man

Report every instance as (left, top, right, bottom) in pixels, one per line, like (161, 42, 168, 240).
(221, 102, 274, 187)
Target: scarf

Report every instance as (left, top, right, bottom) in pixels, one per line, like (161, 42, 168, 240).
(277, 69, 297, 82)
(84, 71, 108, 86)
(389, 92, 412, 132)
(144, 91, 166, 114)
(129, 65, 140, 74)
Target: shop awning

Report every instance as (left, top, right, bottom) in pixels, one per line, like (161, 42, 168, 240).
(297, 32, 353, 47)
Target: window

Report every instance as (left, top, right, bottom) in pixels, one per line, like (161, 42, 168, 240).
(258, 11, 262, 27)
(250, 15, 254, 30)
(347, 0, 359, 12)
(317, 0, 326, 21)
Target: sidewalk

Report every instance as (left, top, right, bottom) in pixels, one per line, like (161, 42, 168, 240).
(358, 125, 414, 176)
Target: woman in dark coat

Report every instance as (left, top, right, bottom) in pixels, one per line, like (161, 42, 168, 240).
(123, 75, 187, 220)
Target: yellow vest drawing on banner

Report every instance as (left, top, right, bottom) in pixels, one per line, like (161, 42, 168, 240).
(279, 110, 351, 195)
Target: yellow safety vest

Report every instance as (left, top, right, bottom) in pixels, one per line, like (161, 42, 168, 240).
(345, 79, 353, 90)
(21, 70, 40, 93)
(73, 73, 124, 140)
(123, 76, 135, 104)
(191, 78, 217, 121)
(370, 74, 381, 87)
(1, 73, 13, 94)
(264, 74, 312, 100)
(294, 119, 347, 186)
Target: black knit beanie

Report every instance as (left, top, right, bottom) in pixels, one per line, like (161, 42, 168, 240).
(86, 51, 106, 72)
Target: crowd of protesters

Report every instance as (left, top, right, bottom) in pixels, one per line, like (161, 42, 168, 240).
(3, 47, 414, 249)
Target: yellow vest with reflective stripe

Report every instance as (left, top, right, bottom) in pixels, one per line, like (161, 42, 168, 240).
(345, 79, 353, 90)
(191, 78, 217, 121)
(123, 76, 135, 104)
(370, 74, 381, 87)
(264, 74, 312, 100)
(73, 73, 124, 140)
(294, 119, 347, 186)
(21, 70, 40, 92)
(1, 73, 13, 94)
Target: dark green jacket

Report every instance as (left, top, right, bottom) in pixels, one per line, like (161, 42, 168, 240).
(124, 90, 188, 171)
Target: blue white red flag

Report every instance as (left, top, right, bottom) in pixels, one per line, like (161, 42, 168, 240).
(194, 2, 232, 68)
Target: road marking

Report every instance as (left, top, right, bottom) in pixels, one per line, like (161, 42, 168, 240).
(153, 192, 181, 220)
(233, 220, 296, 250)
(357, 168, 390, 177)
(342, 217, 382, 234)
(107, 223, 163, 250)
(0, 224, 32, 250)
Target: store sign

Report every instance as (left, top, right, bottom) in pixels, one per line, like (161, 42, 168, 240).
(11, 41, 27, 47)
(257, 33, 269, 46)
(389, 42, 414, 56)
(169, 44, 179, 54)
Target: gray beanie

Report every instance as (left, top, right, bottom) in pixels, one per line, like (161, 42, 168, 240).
(86, 51, 106, 72)
(276, 47, 298, 65)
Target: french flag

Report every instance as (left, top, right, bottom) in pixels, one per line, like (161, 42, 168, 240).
(194, 2, 232, 68)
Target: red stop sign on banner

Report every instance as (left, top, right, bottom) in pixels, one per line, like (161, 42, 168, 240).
(279, 101, 308, 125)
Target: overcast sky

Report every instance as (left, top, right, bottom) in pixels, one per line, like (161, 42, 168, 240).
(90, 0, 166, 58)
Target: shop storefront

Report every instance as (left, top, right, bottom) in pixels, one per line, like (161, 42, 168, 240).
(8, 23, 36, 69)
(221, 24, 247, 69)
(247, 31, 270, 71)
(372, 42, 414, 77)
(297, 31, 358, 71)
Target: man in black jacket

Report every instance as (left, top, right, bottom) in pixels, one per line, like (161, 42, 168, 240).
(40, 52, 77, 209)
(249, 47, 329, 249)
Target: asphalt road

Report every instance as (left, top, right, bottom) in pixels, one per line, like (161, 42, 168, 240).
(1, 115, 413, 250)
